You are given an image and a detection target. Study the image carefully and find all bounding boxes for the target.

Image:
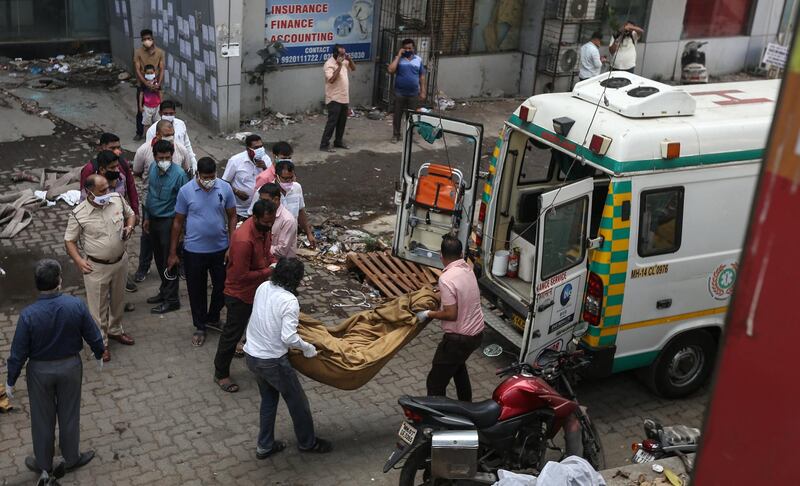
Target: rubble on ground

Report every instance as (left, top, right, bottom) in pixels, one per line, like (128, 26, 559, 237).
(297, 219, 389, 271)
(0, 52, 124, 88)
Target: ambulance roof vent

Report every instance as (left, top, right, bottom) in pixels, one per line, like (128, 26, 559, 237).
(573, 72, 696, 118)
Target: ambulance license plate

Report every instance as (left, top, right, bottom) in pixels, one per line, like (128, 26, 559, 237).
(632, 449, 655, 463)
(398, 422, 417, 445)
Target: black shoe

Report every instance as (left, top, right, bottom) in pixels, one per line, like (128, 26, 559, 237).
(65, 450, 94, 472)
(25, 456, 39, 472)
(256, 441, 286, 459)
(146, 294, 164, 304)
(333, 142, 349, 149)
(133, 269, 149, 283)
(124, 302, 135, 312)
(151, 302, 180, 314)
(125, 280, 138, 293)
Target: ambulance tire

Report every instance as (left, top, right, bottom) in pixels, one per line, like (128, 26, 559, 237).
(644, 330, 716, 398)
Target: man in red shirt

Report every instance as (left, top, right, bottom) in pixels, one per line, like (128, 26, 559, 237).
(417, 235, 485, 402)
(213, 199, 277, 393)
(79, 133, 139, 218)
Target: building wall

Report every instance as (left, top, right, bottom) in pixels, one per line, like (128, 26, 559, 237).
(437, 52, 522, 98)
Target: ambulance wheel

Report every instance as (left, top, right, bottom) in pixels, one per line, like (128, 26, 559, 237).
(644, 330, 716, 398)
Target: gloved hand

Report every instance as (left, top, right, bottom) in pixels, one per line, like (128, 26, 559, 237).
(5, 384, 14, 399)
(302, 344, 318, 358)
(97, 359, 104, 370)
(415, 310, 431, 323)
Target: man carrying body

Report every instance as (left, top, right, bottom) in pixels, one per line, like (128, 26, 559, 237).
(579, 31, 605, 81)
(143, 140, 189, 314)
(133, 29, 164, 142)
(212, 200, 277, 393)
(388, 39, 427, 143)
(245, 257, 331, 458)
(6, 259, 104, 478)
(320, 44, 355, 152)
(255, 183, 297, 259)
(169, 157, 237, 346)
(145, 100, 197, 173)
(609, 20, 645, 73)
(223, 134, 270, 221)
(274, 160, 316, 249)
(65, 175, 137, 362)
(417, 235, 485, 402)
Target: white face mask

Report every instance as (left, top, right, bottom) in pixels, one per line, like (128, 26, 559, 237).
(253, 147, 267, 161)
(157, 160, 172, 172)
(161, 115, 175, 122)
(92, 193, 113, 206)
(144, 73, 156, 81)
(279, 181, 294, 192)
(199, 177, 216, 189)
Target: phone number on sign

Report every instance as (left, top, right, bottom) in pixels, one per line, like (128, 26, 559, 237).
(279, 51, 368, 64)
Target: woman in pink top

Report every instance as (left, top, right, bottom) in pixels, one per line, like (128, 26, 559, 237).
(416, 235, 485, 402)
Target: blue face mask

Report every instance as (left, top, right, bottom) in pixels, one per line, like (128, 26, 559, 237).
(403, 49, 415, 59)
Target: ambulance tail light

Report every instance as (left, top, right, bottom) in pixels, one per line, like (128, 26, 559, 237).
(589, 135, 612, 156)
(475, 201, 487, 246)
(583, 272, 603, 326)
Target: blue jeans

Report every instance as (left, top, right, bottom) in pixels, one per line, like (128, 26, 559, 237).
(245, 354, 316, 451)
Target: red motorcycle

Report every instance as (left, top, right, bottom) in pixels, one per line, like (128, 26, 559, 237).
(383, 348, 605, 485)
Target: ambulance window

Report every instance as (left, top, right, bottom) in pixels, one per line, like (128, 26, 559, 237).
(517, 138, 554, 184)
(540, 196, 588, 280)
(638, 187, 684, 257)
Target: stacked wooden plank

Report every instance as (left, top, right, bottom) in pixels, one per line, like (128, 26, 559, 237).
(346, 251, 442, 298)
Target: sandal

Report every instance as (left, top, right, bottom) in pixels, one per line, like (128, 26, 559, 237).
(192, 330, 206, 347)
(256, 440, 286, 460)
(300, 438, 332, 453)
(215, 378, 239, 393)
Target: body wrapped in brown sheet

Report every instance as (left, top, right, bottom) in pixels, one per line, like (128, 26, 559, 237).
(289, 288, 439, 390)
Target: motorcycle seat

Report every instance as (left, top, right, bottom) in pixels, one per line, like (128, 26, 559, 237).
(402, 395, 502, 429)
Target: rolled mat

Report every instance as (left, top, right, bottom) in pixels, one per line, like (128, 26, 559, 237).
(289, 287, 439, 390)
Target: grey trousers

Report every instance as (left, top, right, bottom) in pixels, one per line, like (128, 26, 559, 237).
(27, 355, 83, 471)
(245, 354, 316, 451)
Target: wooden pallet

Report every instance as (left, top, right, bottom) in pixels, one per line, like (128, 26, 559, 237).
(346, 251, 442, 298)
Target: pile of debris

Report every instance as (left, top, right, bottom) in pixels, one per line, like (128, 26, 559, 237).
(0, 52, 124, 87)
(297, 220, 389, 273)
(240, 105, 386, 132)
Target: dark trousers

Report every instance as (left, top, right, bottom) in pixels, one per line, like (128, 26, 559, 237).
(135, 86, 144, 136)
(426, 332, 484, 402)
(320, 101, 348, 147)
(245, 354, 316, 451)
(136, 229, 153, 274)
(393, 95, 419, 137)
(612, 67, 635, 73)
(183, 249, 226, 331)
(27, 355, 82, 471)
(148, 217, 179, 304)
(213, 296, 253, 379)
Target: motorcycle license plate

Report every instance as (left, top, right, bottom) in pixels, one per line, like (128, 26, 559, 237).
(398, 421, 417, 445)
(633, 449, 655, 463)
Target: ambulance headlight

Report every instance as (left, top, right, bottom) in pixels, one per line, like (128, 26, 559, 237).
(553, 117, 575, 137)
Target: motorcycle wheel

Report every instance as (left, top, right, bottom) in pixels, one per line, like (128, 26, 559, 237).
(580, 415, 606, 471)
(399, 445, 454, 486)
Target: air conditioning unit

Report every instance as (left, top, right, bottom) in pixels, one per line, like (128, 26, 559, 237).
(542, 19, 580, 45)
(545, 44, 579, 74)
(551, 0, 598, 22)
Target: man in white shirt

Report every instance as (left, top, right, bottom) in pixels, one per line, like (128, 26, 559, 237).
(274, 160, 316, 249)
(223, 134, 271, 221)
(609, 21, 644, 73)
(132, 120, 191, 177)
(145, 100, 197, 173)
(244, 258, 332, 458)
(579, 31, 605, 81)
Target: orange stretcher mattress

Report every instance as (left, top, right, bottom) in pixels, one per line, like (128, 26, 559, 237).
(289, 288, 439, 390)
(414, 165, 458, 212)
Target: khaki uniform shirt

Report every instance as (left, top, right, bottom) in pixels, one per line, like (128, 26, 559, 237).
(64, 194, 134, 261)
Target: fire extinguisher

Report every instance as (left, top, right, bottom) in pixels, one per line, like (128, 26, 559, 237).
(507, 248, 520, 278)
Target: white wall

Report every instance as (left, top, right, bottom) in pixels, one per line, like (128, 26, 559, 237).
(437, 52, 522, 99)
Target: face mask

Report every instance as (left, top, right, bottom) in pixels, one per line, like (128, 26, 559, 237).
(105, 170, 120, 181)
(92, 193, 113, 206)
(279, 182, 293, 192)
(157, 160, 172, 172)
(161, 115, 175, 122)
(161, 135, 174, 142)
(404, 50, 414, 59)
(199, 177, 216, 189)
(143, 39, 154, 48)
(253, 147, 266, 161)
(144, 73, 156, 81)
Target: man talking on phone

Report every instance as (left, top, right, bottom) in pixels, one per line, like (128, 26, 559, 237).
(320, 43, 356, 152)
(388, 38, 427, 143)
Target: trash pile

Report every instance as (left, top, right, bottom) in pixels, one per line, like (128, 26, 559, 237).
(239, 105, 386, 132)
(0, 52, 123, 87)
(297, 219, 389, 273)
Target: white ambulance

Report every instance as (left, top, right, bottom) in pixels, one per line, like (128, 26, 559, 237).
(392, 72, 779, 397)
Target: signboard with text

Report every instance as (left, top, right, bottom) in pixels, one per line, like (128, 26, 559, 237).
(265, 0, 374, 66)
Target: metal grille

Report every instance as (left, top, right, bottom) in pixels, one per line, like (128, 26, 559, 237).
(432, 0, 474, 56)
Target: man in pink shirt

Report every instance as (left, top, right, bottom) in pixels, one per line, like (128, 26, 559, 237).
(417, 235, 485, 402)
(320, 44, 355, 152)
(255, 183, 297, 258)
(254, 141, 293, 191)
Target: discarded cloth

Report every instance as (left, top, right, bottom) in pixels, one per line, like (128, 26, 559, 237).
(0, 384, 12, 412)
(0, 190, 38, 238)
(492, 456, 606, 486)
(289, 287, 439, 390)
(56, 190, 82, 206)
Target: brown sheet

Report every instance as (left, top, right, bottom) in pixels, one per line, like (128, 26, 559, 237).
(289, 287, 439, 390)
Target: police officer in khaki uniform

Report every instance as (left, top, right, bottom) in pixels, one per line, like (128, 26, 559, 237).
(65, 174, 137, 362)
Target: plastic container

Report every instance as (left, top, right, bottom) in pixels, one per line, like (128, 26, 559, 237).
(511, 230, 536, 282)
(491, 250, 510, 276)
